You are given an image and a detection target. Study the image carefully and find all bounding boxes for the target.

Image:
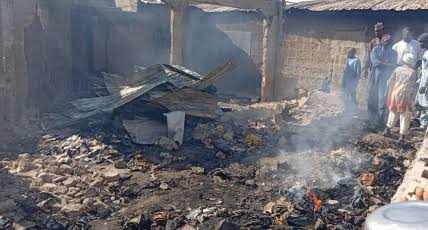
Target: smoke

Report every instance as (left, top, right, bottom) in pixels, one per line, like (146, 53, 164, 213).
(279, 91, 372, 189)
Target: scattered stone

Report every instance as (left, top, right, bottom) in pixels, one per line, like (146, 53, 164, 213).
(59, 164, 74, 175)
(16, 159, 33, 173)
(104, 170, 120, 182)
(114, 160, 128, 169)
(159, 182, 169, 190)
(179, 225, 196, 230)
(156, 137, 179, 151)
(216, 151, 226, 160)
(84, 198, 110, 215)
(186, 208, 202, 220)
(327, 200, 339, 206)
(74, 166, 89, 176)
(36, 192, 55, 203)
(63, 178, 77, 187)
(84, 188, 98, 198)
(14, 220, 36, 230)
(45, 165, 60, 174)
(67, 187, 81, 197)
(37, 173, 55, 183)
(53, 175, 69, 183)
(192, 124, 210, 140)
(191, 167, 205, 175)
(160, 152, 172, 159)
(212, 139, 233, 153)
(370, 197, 382, 205)
(61, 204, 85, 217)
(92, 199, 110, 215)
(245, 179, 256, 186)
(37, 198, 57, 210)
(42, 183, 58, 193)
(90, 177, 105, 187)
(55, 186, 69, 195)
(223, 131, 235, 143)
(214, 125, 226, 137)
(368, 205, 379, 213)
(214, 219, 239, 230)
(0, 199, 16, 214)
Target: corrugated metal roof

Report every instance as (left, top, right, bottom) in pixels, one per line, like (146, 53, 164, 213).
(288, 0, 428, 12)
(139, 1, 255, 12)
(194, 3, 255, 12)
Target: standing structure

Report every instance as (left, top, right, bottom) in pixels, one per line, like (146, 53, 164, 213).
(163, 0, 285, 101)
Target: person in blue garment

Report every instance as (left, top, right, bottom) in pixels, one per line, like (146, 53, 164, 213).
(341, 48, 361, 111)
(368, 34, 397, 127)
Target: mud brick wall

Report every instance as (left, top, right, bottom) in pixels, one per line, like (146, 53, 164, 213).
(0, 0, 72, 147)
(0, 0, 72, 125)
(279, 15, 368, 105)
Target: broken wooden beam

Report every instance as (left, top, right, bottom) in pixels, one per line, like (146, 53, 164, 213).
(191, 58, 238, 90)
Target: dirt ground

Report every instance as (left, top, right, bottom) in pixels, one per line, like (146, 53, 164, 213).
(0, 93, 423, 230)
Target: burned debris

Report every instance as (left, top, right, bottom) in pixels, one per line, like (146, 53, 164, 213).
(0, 88, 423, 229)
(3, 0, 428, 230)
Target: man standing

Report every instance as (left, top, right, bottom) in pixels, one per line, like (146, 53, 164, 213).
(416, 33, 428, 129)
(342, 48, 361, 111)
(393, 27, 423, 66)
(363, 22, 387, 79)
(368, 34, 397, 126)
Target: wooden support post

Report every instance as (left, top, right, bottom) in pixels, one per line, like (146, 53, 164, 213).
(168, 1, 188, 65)
(261, 1, 284, 102)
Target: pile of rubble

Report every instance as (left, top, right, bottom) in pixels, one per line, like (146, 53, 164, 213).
(0, 88, 424, 229)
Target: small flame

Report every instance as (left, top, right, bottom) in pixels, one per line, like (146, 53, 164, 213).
(306, 186, 323, 212)
(312, 193, 322, 212)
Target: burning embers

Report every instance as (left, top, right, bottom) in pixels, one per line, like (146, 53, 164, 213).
(265, 182, 366, 229)
(306, 186, 323, 213)
(264, 184, 327, 228)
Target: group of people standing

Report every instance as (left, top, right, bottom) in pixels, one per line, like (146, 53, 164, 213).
(340, 22, 428, 142)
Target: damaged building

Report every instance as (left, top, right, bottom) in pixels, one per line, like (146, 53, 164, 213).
(2, 0, 428, 229)
(0, 0, 285, 148)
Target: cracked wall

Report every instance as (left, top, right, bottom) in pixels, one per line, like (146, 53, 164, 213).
(0, 0, 72, 146)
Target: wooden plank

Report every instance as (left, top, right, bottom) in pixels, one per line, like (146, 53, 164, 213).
(153, 88, 224, 119)
(191, 58, 238, 90)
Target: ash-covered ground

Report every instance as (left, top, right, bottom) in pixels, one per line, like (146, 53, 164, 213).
(0, 92, 423, 230)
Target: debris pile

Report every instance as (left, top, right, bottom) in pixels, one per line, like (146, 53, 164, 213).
(0, 89, 423, 229)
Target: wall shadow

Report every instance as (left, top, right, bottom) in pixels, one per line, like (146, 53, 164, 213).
(184, 8, 263, 100)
